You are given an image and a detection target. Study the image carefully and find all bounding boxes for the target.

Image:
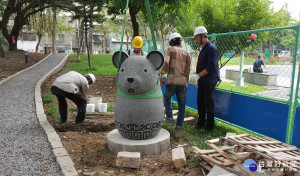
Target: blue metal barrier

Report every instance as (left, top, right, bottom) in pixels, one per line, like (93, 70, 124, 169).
(161, 78, 290, 143)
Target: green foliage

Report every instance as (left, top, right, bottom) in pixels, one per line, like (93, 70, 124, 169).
(222, 56, 283, 66)
(71, 0, 106, 27)
(42, 92, 54, 103)
(66, 54, 118, 76)
(174, 0, 295, 38)
(29, 9, 75, 41)
(217, 81, 268, 94)
(107, 105, 115, 112)
(45, 107, 60, 121)
(0, 33, 8, 52)
(107, 0, 184, 38)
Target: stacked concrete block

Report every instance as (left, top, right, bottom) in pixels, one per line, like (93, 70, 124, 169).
(172, 147, 186, 168)
(116, 151, 141, 168)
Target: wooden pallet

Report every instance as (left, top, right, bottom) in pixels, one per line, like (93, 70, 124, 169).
(219, 134, 300, 172)
(192, 134, 300, 176)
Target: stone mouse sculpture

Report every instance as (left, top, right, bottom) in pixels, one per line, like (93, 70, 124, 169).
(112, 51, 164, 140)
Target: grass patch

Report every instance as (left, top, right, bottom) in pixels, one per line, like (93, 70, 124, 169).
(42, 92, 54, 103)
(66, 54, 118, 76)
(164, 120, 251, 150)
(218, 81, 268, 93)
(167, 103, 252, 150)
(45, 107, 60, 121)
(223, 56, 283, 66)
(107, 105, 115, 112)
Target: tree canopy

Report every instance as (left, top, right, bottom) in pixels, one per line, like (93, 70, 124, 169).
(0, 0, 297, 52)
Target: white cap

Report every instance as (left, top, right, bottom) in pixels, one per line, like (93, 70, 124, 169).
(85, 74, 96, 84)
(194, 26, 208, 36)
(169, 32, 182, 41)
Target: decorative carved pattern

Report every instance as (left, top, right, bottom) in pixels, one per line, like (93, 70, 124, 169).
(115, 120, 163, 140)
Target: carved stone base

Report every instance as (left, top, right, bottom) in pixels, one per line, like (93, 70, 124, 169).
(115, 120, 162, 140)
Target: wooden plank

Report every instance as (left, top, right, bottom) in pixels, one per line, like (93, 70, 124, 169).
(201, 155, 224, 166)
(291, 150, 300, 156)
(201, 168, 207, 176)
(199, 155, 214, 166)
(219, 134, 250, 144)
(266, 147, 298, 152)
(199, 162, 212, 172)
(242, 136, 254, 142)
(234, 140, 282, 145)
(247, 136, 260, 141)
(213, 156, 234, 166)
(206, 138, 220, 144)
(191, 146, 234, 155)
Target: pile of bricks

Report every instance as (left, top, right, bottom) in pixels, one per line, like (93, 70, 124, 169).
(192, 134, 300, 176)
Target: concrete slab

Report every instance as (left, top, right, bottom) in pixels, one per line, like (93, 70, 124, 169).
(207, 165, 237, 176)
(107, 128, 170, 156)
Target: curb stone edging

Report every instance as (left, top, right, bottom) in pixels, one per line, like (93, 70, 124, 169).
(34, 53, 79, 176)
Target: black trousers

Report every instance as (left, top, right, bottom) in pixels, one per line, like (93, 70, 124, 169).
(197, 84, 216, 129)
(51, 86, 87, 123)
(253, 67, 263, 73)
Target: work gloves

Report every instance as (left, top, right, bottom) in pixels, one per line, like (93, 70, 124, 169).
(190, 74, 200, 85)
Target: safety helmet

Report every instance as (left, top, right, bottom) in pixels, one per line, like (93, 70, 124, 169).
(169, 32, 182, 41)
(85, 73, 96, 84)
(194, 26, 208, 36)
(132, 36, 143, 48)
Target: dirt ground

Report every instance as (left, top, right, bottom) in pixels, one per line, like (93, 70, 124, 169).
(1, 52, 205, 176)
(0, 51, 46, 81)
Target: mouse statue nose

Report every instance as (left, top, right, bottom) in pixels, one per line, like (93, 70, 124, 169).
(127, 78, 134, 83)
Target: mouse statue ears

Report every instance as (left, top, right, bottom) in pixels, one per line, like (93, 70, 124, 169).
(112, 51, 129, 68)
(146, 51, 164, 70)
(112, 51, 164, 70)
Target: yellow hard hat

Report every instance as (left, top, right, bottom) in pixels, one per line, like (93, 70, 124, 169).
(132, 36, 143, 48)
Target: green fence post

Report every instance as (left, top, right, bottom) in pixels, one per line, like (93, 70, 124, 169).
(286, 24, 300, 144)
(145, 0, 157, 51)
(118, 0, 129, 68)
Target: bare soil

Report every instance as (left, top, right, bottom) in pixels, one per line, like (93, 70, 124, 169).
(1, 52, 204, 176)
(0, 51, 46, 81)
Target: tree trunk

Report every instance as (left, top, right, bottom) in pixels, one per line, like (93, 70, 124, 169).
(125, 31, 129, 51)
(0, 38, 5, 57)
(155, 27, 160, 39)
(77, 21, 84, 62)
(102, 31, 106, 54)
(85, 22, 91, 69)
(88, 28, 93, 55)
(35, 33, 43, 53)
(129, 6, 139, 38)
(52, 6, 57, 53)
(7, 22, 22, 51)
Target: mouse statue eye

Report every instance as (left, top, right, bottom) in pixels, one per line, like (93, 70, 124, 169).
(121, 69, 124, 72)
(144, 69, 148, 73)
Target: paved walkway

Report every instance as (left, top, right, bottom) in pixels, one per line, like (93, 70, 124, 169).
(0, 54, 76, 176)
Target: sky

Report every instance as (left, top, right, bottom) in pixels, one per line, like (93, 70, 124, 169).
(270, 0, 300, 20)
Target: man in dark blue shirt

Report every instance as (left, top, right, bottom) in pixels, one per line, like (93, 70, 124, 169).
(253, 55, 268, 73)
(190, 26, 220, 132)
